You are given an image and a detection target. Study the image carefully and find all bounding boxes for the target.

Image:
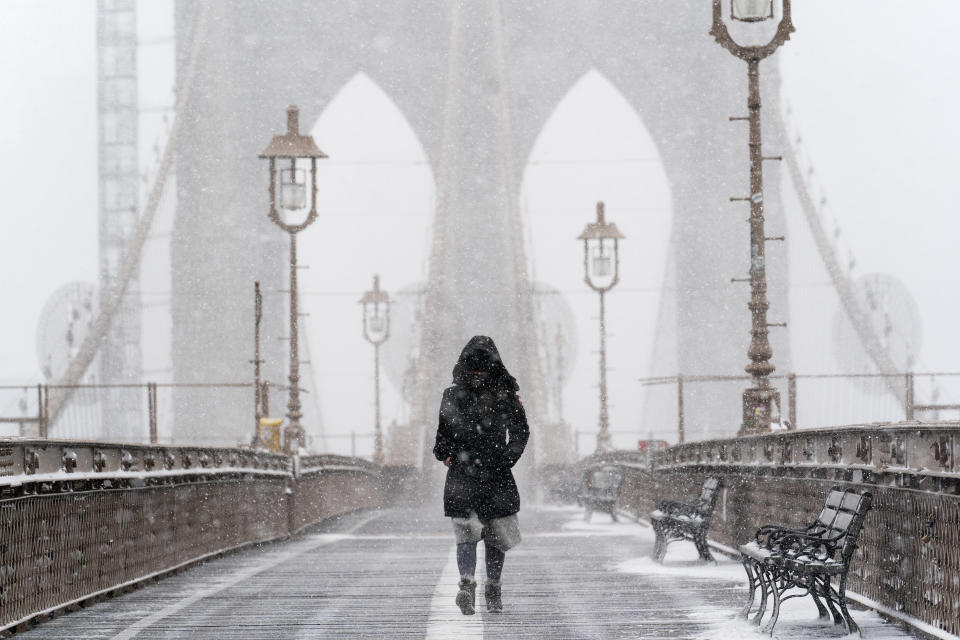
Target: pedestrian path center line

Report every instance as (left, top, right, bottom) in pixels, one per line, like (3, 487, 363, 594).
(425, 545, 484, 640)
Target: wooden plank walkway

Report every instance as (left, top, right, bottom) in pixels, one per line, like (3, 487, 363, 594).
(21, 505, 919, 639)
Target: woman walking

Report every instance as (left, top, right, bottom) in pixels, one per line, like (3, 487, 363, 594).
(433, 335, 530, 615)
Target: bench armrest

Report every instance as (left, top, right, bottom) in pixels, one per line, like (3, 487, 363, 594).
(658, 500, 702, 518)
(774, 531, 842, 561)
(754, 524, 807, 547)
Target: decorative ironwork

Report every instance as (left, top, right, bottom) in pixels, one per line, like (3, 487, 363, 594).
(710, 0, 794, 435)
(931, 436, 951, 468)
(780, 439, 793, 464)
(0, 440, 384, 634)
(828, 436, 842, 463)
(890, 436, 906, 467)
(763, 441, 775, 462)
(610, 422, 960, 638)
(60, 449, 77, 473)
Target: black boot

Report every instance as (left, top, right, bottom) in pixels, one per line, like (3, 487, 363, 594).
(484, 580, 503, 613)
(456, 578, 476, 615)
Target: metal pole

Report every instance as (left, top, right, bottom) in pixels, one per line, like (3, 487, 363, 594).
(739, 57, 778, 436)
(253, 281, 263, 446)
(261, 380, 270, 417)
(905, 372, 915, 421)
(373, 342, 384, 464)
(148, 382, 158, 444)
(596, 289, 612, 453)
(37, 384, 48, 439)
(36, 384, 42, 438)
(787, 373, 797, 429)
(677, 376, 685, 444)
(578, 202, 622, 453)
(351, 431, 356, 458)
(286, 232, 304, 453)
(360, 274, 390, 464)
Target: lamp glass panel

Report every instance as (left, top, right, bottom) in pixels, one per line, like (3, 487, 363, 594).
(732, 0, 773, 21)
(368, 313, 386, 334)
(591, 243, 612, 278)
(280, 168, 306, 211)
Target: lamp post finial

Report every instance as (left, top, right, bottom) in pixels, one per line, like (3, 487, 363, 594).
(286, 105, 299, 135)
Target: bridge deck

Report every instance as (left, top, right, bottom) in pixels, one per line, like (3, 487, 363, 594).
(22, 506, 916, 639)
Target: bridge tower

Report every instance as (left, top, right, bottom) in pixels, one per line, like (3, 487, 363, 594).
(97, 0, 143, 440)
(170, 1, 790, 453)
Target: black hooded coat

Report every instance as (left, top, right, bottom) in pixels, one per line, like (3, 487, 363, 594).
(433, 336, 530, 520)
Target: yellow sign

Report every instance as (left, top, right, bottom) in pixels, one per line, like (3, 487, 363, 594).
(259, 417, 283, 453)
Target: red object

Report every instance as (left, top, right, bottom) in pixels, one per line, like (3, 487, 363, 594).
(637, 440, 669, 451)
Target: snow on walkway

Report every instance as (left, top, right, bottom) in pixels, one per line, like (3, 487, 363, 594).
(611, 517, 916, 640)
(18, 506, 920, 639)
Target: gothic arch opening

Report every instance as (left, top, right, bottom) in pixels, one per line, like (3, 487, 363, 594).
(520, 69, 675, 452)
(299, 72, 435, 456)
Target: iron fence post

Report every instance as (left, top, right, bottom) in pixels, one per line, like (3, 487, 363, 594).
(253, 281, 263, 447)
(788, 373, 797, 429)
(148, 382, 158, 444)
(677, 376, 685, 444)
(37, 384, 48, 438)
(905, 372, 915, 420)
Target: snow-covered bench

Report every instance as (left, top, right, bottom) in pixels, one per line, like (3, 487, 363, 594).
(650, 476, 721, 562)
(738, 487, 873, 636)
(578, 465, 624, 522)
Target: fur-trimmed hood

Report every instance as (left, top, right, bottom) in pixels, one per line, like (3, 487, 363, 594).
(451, 335, 519, 392)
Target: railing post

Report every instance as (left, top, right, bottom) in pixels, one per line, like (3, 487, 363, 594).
(905, 372, 915, 420)
(677, 376, 685, 444)
(253, 281, 263, 447)
(787, 373, 797, 429)
(147, 382, 158, 444)
(37, 384, 48, 438)
(351, 431, 356, 458)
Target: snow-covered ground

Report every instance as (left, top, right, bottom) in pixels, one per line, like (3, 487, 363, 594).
(17, 506, 923, 639)
(601, 512, 918, 640)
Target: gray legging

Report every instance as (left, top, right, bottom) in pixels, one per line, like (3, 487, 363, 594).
(457, 541, 505, 581)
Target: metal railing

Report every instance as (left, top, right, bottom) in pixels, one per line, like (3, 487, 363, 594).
(0, 439, 386, 633)
(0, 381, 303, 447)
(640, 371, 960, 444)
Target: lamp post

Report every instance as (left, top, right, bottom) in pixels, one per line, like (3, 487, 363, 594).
(359, 274, 391, 465)
(577, 202, 625, 453)
(259, 105, 327, 453)
(710, 0, 793, 436)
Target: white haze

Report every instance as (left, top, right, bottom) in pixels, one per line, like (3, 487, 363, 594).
(1, 0, 959, 454)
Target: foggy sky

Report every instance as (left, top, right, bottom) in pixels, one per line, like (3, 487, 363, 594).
(1, 0, 959, 452)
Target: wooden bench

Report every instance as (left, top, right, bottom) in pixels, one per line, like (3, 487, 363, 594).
(650, 476, 721, 562)
(738, 487, 873, 636)
(578, 465, 624, 522)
